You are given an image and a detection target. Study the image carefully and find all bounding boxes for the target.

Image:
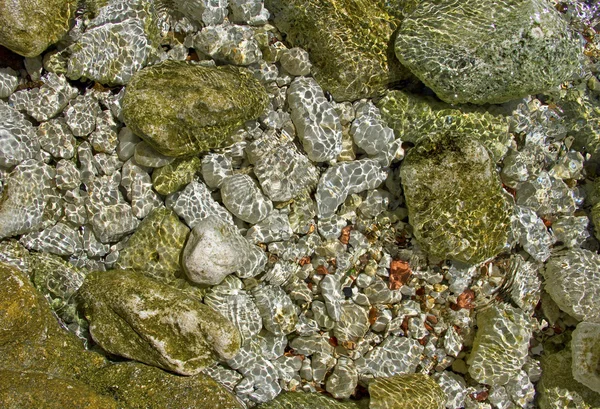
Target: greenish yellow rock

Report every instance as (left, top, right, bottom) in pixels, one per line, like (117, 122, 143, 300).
(265, 0, 412, 102)
(377, 90, 511, 161)
(78, 269, 241, 375)
(368, 373, 446, 409)
(0, 0, 76, 57)
(258, 391, 364, 408)
(400, 132, 513, 263)
(395, 0, 582, 104)
(83, 362, 244, 409)
(122, 60, 269, 157)
(152, 156, 202, 195)
(116, 207, 189, 277)
(0, 262, 107, 379)
(0, 370, 118, 409)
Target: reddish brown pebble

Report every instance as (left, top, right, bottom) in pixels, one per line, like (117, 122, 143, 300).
(339, 225, 352, 244)
(298, 256, 311, 266)
(342, 340, 356, 350)
(455, 289, 476, 310)
(415, 287, 425, 296)
(418, 336, 428, 346)
(426, 315, 438, 324)
(368, 307, 378, 325)
(389, 259, 412, 290)
(316, 265, 330, 275)
(470, 390, 489, 402)
(307, 224, 316, 234)
(424, 322, 434, 332)
(401, 316, 410, 334)
(328, 336, 339, 347)
(542, 218, 553, 228)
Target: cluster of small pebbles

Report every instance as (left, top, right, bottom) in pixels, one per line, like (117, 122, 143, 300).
(1, 0, 600, 408)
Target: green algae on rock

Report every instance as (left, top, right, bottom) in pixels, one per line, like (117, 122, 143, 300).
(571, 322, 600, 394)
(0, 0, 76, 57)
(395, 0, 583, 104)
(377, 90, 511, 162)
(265, 0, 411, 102)
(152, 156, 202, 195)
(0, 370, 118, 409)
(122, 60, 269, 157)
(368, 373, 446, 409)
(83, 362, 244, 409)
(116, 207, 189, 277)
(258, 391, 364, 408)
(400, 133, 513, 263)
(78, 269, 241, 375)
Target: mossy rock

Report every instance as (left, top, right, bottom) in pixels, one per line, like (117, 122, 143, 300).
(400, 132, 513, 263)
(78, 269, 241, 375)
(0, 0, 76, 57)
(0, 370, 118, 409)
(377, 90, 511, 162)
(265, 0, 412, 102)
(152, 156, 202, 195)
(368, 373, 446, 409)
(395, 0, 582, 104)
(83, 362, 244, 409)
(258, 391, 365, 408)
(116, 207, 189, 277)
(122, 60, 269, 156)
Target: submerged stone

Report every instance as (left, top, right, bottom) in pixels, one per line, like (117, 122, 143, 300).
(78, 269, 241, 375)
(122, 60, 269, 157)
(368, 373, 446, 409)
(152, 156, 201, 196)
(257, 391, 362, 408)
(400, 133, 513, 263)
(395, 0, 583, 104)
(571, 322, 600, 394)
(266, 0, 410, 101)
(0, 0, 75, 57)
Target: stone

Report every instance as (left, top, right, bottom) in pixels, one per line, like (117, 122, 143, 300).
(325, 357, 358, 399)
(571, 322, 600, 394)
(515, 171, 576, 216)
(37, 118, 77, 159)
(122, 60, 269, 157)
(0, 100, 40, 168)
(316, 159, 386, 217)
(280, 47, 312, 76)
(83, 362, 244, 409)
(166, 179, 233, 228)
(332, 301, 369, 343)
(201, 153, 234, 190)
(64, 93, 101, 137)
(188, 22, 262, 66)
(117, 127, 141, 161)
(152, 156, 201, 195)
(265, 0, 410, 101)
(182, 215, 266, 285)
(89, 110, 120, 154)
(0, 0, 75, 57)
(134, 141, 175, 168)
(89, 203, 140, 243)
(116, 207, 189, 277)
(543, 248, 600, 323)
(401, 133, 513, 264)
(258, 392, 362, 408)
(511, 205, 555, 262)
(355, 336, 424, 378)
(434, 371, 468, 409)
(0, 67, 19, 98)
(221, 174, 273, 224)
(253, 284, 297, 336)
(78, 269, 241, 375)
(246, 209, 293, 244)
(0, 370, 118, 409)
(287, 77, 342, 162)
(156, 0, 228, 28)
(395, 0, 583, 104)
(20, 222, 82, 256)
(368, 373, 446, 409)
(467, 303, 532, 386)
(230, 0, 269, 25)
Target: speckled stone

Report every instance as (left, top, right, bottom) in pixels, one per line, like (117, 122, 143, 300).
(152, 156, 201, 195)
(0, 100, 40, 168)
(258, 391, 362, 408)
(369, 373, 446, 409)
(221, 174, 273, 224)
(166, 179, 233, 228)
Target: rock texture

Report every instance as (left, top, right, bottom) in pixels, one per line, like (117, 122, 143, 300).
(122, 60, 269, 156)
(368, 373, 446, 409)
(395, 0, 582, 104)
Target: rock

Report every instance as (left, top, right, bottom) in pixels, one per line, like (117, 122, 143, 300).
(395, 0, 582, 104)
(64, 93, 101, 137)
(467, 303, 532, 386)
(20, 222, 82, 256)
(543, 248, 600, 323)
(182, 215, 267, 285)
(122, 60, 269, 157)
(116, 207, 189, 277)
(89, 203, 140, 243)
(355, 336, 424, 379)
(188, 22, 262, 65)
(265, 0, 410, 101)
(152, 156, 201, 195)
(0, 100, 40, 168)
(279, 47, 312, 76)
(0, 370, 118, 409)
(230, 0, 269, 25)
(78, 269, 241, 375)
(325, 357, 358, 399)
(400, 133, 513, 263)
(253, 284, 298, 336)
(166, 179, 233, 228)
(134, 141, 175, 168)
(37, 118, 77, 159)
(0, 0, 75, 57)
(221, 174, 273, 224)
(257, 391, 362, 408)
(368, 373, 446, 409)
(83, 362, 244, 409)
(0, 67, 19, 98)
(571, 322, 600, 394)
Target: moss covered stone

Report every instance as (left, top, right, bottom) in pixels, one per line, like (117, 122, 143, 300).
(0, 0, 76, 57)
(400, 132, 513, 263)
(395, 0, 583, 104)
(377, 90, 511, 162)
(116, 207, 189, 277)
(152, 156, 202, 195)
(83, 362, 244, 409)
(0, 370, 118, 409)
(78, 269, 241, 375)
(258, 391, 364, 408)
(368, 373, 446, 409)
(122, 60, 269, 157)
(265, 0, 412, 102)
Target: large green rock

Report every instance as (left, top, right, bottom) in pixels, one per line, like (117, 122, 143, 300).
(122, 60, 269, 157)
(0, 370, 118, 409)
(368, 373, 446, 409)
(0, 0, 76, 57)
(265, 0, 411, 102)
(377, 90, 511, 162)
(400, 132, 513, 263)
(83, 362, 244, 409)
(258, 391, 364, 408)
(395, 0, 582, 104)
(78, 269, 241, 375)
(116, 207, 189, 277)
